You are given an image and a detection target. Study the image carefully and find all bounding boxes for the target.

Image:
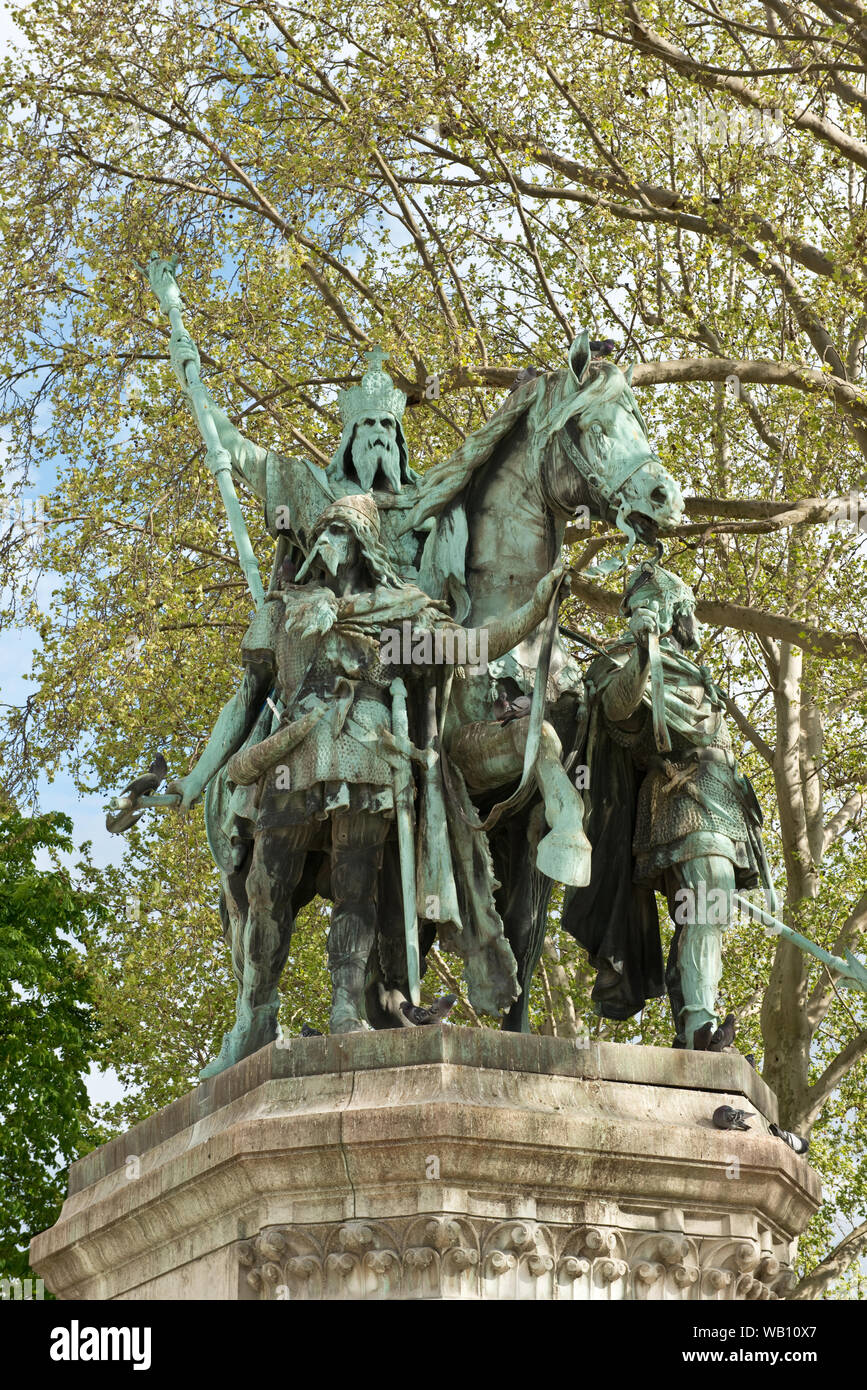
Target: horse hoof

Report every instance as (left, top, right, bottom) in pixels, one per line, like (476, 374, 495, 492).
(535, 829, 591, 886)
(329, 1015, 372, 1035)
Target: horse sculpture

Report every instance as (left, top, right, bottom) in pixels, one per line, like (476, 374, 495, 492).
(383, 331, 685, 1029)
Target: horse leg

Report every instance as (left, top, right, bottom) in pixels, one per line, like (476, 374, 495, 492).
(490, 804, 555, 1032)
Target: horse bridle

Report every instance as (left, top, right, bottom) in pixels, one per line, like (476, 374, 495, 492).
(560, 425, 658, 515)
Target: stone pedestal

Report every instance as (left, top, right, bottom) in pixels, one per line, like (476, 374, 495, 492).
(31, 1029, 821, 1300)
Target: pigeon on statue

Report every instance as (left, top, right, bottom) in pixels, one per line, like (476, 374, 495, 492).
(589, 338, 617, 358)
(712, 1105, 755, 1131)
(300, 1024, 323, 1037)
(509, 366, 541, 394)
(769, 1123, 809, 1155)
(399, 994, 458, 1026)
(492, 678, 532, 725)
(121, 752, 167, 800)
(708, 1013, 737, 1052)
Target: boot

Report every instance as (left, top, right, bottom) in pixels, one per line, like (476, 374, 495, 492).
(199, 1002, 279, 1079)
(328, 949, 371, 1033)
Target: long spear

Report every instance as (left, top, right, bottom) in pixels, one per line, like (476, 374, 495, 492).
(389, 677, 421, 1005)
(734, 894, 867, 994)
(138, 252, 264, 610)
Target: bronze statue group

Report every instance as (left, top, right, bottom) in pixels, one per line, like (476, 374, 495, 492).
(115, 261, 775, 1078)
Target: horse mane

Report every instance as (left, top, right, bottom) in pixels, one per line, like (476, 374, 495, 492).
(562, 361, 650, 441)
(533, 359, 649, 454)
(571, 361, 644, 429)
(410, 353, 671, 618)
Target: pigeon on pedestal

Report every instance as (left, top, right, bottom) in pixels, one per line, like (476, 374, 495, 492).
(712, 1106, 755, 1131)
(399, 994, 458, 1026)
(708, 1013, 736, 1052)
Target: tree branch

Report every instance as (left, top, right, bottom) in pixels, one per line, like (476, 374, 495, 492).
(788, 1217, 867, 1299)
(566, 574, 867, 662)
(800, 1026, 867, 1130)
(822, 791, 866, 855)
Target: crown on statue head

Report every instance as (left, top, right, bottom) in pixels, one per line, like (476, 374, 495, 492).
(337, 347, 406, 430)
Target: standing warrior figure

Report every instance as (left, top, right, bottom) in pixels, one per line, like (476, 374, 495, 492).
(563, 561, 775, 1051)
(169, 492, 568, 1076)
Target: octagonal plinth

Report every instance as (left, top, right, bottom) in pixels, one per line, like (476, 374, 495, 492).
(31, 1029, 821, 1300)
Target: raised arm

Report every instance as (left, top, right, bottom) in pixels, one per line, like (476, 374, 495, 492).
(146, 254, 269, 500)
(167, 325, 269, 499)
(483, 563, 569, 660)
(601, 609, 655, 724)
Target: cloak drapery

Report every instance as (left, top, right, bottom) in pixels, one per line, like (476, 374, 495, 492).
(562, 640, 773, 1020)
(560, 670, 665, 1020)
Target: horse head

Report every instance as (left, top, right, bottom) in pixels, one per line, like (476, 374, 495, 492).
(538, 331, 684, 546)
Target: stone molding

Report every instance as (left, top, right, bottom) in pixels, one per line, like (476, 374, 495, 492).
(240, 1216, 799, 1301)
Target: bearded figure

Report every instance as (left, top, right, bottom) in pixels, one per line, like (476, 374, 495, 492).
(325, 346, 417, 498)
(562, 561, 775, 1051)
(167, 335, 425, 581)
(160, 341, 433, 981)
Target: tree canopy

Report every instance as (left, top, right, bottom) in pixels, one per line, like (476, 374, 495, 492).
(0, 0, 866, 1295)
(0, 806, 101, 1281)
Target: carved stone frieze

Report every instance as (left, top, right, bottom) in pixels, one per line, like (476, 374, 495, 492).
(238, 1215, 796, 1301)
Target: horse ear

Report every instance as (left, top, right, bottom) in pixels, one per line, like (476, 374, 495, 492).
(568, 330, 592, 384)
(625, 363, 634, 386)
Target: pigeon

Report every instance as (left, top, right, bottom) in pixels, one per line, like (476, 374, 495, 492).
(279, 556, 299, 585)
(399, 994, 458, 1026)
(589, 338, 617, 358)
(121, 752, 167, 801)
(493, 693, 531, 724)
(300, 1023, 322, 1037)
(692, 1021, 714, 1051)
(509, 366, 541, 394)
(769, 1123, 809, 1155)
(708, 1013, 736, 1052)
(493, 678, 532, 724)
(744, 1053, 757, 1070)
(713, 1105, 755, 1131)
